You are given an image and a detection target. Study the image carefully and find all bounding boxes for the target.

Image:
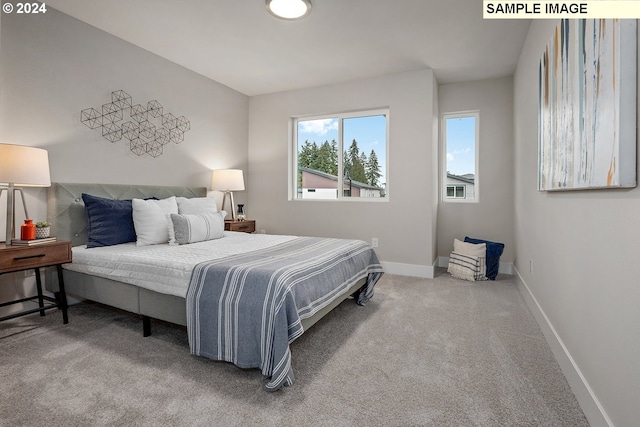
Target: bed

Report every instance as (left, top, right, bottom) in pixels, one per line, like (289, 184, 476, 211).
(44, 182, 383, 390)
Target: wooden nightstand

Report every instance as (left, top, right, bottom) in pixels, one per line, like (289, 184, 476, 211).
(225, 219, 256, 233)
(0, 240, 72, 324)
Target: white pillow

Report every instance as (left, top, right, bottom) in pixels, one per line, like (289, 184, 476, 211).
(132, 197, 179, 246)
(176, 196, 217, 214)
(169, 211, 226, 245)
(448, 251, 484, 281)
(454, 238, 486, 257)
(452, 238, 487, 280)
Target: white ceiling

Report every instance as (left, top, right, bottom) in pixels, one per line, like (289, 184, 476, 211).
(45, 0, 531, 96)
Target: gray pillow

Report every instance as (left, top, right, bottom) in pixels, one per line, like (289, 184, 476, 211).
(169, 211, 226, 245)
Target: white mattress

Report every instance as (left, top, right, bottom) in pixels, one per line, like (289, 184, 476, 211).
(64, 232, 296, 298)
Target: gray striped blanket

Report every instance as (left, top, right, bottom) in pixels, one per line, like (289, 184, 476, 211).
(185, 236, 384, 391)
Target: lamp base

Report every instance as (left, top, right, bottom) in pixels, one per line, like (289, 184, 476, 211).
(1, 185, 30, 245)
(220, 191, 236, 221)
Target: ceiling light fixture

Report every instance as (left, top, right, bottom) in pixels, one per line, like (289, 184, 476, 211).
(266, 0, 312, 20)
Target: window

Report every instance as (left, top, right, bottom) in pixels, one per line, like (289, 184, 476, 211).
(442, 111, 479, 202)
(293, 109, 388, 200)
(446, 185, 465, 198)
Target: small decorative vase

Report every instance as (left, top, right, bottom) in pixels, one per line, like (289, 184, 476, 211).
(36, 226, 51, 239)
(236, 204, 246, 221)
(21, 219, 36, 240)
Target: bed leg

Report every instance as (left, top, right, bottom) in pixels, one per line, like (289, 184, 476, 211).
(142, 316, 151, 337)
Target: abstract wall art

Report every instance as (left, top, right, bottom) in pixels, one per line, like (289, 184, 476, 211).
(81, 90, 190, 158)
(538, 19, 637, 191)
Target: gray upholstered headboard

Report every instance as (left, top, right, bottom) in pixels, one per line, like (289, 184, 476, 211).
(47, 182, 208, 247)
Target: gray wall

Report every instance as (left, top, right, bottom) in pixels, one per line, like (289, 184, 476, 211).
(514, 21, 640, 427)
(248, 70, 439, 277)
(0, 8, 249, 316)
(0, 7, 248, 187)
(437, 77, 515, 265)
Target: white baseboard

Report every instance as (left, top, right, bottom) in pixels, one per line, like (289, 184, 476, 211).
(381, 257, 513, 280)
(381, 261, 434, 278)
(513, 267, 612, 427)
(436, 256, 514, 275)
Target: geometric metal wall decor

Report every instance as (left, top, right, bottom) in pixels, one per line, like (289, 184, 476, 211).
(81, 90, 191, 158)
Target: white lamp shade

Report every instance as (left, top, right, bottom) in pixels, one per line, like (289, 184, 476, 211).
(211, 169, 245, 191)
(0, 144, 51, 187)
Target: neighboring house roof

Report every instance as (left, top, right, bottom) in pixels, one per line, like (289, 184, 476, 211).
(300, 167, 381, 190)
(447, 173, 475, 184)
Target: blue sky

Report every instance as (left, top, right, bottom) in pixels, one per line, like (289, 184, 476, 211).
(445, 116, 476, 176)
(297, 115, 387, 185)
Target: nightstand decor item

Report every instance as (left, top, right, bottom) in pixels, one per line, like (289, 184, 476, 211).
(36, 221, 52, 239)
(237, 204, 246, 221)
(80, 90, 191, 158)
(20, 219, 36, 240)
(211, 169, 245, 221)
(0, 144, 51, 245)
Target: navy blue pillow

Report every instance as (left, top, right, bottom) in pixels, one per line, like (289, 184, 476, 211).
(464, 237, 504, 280)
(82, 193, 137, 248)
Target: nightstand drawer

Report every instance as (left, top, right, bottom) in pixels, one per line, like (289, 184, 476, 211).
(225, 220, 256, 233)
(0, 242, 72, 274)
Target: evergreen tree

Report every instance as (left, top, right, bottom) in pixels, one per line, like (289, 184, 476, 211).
(347, 139, 367, 183)
(298, 139, 339, 185)
(366, 149, 382, 186)
(298, 140, 319, 186)
(316, 140, 336, 175)
(347, 139, 360, 164)
(299, 138, 382, 191)
(298, 140, 317, 169)
(329, 140, 338, 176)
(343, 149, 351, 174)
(359, 151, 368, 175)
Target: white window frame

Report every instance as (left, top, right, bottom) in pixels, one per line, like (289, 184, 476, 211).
(290, 108, 390, 202)
(442, 111, 479, 203)
(446, 185, 466, 199)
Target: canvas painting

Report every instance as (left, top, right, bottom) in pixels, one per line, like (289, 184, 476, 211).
(538, 19, 637, 191)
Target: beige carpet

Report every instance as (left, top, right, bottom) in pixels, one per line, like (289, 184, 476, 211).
(0, 271, 589, 426)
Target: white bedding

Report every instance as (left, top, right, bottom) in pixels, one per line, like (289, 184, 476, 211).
(64, 231, 296, 298)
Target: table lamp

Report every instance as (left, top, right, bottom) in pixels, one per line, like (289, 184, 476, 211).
(211, 169, 245, 221)
(0, 144, 51, 245)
